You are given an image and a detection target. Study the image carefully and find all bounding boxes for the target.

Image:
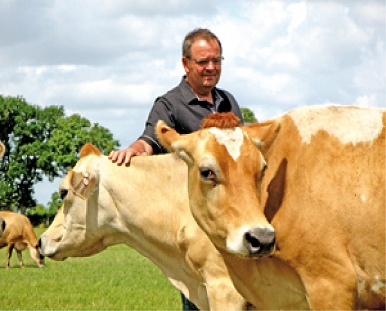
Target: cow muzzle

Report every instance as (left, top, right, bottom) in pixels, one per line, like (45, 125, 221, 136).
(245, 226, 276, 257)
(226, 224, 276, 258)
(38, 236, 60, 258)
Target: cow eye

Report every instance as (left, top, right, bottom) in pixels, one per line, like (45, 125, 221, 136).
(200, 167, 216, 182)
(59, 188, 69, 200)
(261, 163, 268, 177)
(256, 162, 267, 183)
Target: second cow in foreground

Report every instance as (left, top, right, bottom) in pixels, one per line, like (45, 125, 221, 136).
(0, 211, 45, 268)
(39, 143, 254, 310)
(157, 106, 385, 310)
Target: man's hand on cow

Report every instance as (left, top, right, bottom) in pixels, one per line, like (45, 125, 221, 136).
(108, 148, 145, 166)
(109, 139, 153, 166)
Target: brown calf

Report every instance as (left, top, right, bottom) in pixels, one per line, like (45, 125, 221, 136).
(0, 211, 44, 268)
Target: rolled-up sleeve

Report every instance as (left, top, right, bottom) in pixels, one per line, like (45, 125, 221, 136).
(139, 97, 175, 154)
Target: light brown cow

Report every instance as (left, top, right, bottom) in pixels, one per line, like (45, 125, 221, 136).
(39, 143, 255, 310)
(0, 211, 45, 268)
(157, 106, 386, 310)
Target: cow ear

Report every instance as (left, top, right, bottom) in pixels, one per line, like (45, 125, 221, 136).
(242, 120, 281, 156)
(70, 170, 97, 198)
(156, 120, 192, 164)
(156, 120, 180, 151)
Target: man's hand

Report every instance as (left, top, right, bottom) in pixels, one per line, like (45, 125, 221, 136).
(108, 139, 153, 166)
(108, 148, 141, 166)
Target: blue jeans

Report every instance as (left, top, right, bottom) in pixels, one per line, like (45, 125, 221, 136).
(181, 293, 199, 311)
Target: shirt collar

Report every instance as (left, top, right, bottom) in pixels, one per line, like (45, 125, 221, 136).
(179, 76, 224, 108)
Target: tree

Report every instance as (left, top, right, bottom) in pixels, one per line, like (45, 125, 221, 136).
(46, 191, 63, 220)
(26, 204, 50, 227)
(241, 107, 258, 123)
(48, 113, 118, 175)
(0, 95, 119, 213)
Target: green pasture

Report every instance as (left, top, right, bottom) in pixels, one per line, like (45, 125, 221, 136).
(0, 228, 181, 310)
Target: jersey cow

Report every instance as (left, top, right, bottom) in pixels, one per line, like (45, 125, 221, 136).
(0, 211, 45, 268)
(156, 106, 386, 310)
(39, 143, 254, 311)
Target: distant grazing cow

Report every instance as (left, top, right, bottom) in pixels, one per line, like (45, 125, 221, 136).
(157, 106, 385, 310)
(39, 143, 255, 310)
(0, 211, 45, 268)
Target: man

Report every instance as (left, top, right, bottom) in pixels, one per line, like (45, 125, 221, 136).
(108, 28, 243, 310)
(109, 28, 243, 165)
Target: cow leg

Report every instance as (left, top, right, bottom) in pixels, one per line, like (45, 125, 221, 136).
(16, 249, 24, 268)
(6, 243, 14, 269)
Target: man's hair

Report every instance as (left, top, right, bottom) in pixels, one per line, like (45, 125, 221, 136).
(182, 28, 222, 58)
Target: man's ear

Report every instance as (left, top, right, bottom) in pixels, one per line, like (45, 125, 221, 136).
(242, 120, 281, 156)
(181, 56, 190, 74)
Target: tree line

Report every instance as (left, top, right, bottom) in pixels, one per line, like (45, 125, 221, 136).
(0, 95, 257, 226)
(0, 95, 120, 224)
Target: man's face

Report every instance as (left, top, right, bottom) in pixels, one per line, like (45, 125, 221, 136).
(183, 38, 222, 96)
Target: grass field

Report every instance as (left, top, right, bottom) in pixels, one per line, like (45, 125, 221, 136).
(0, 228, 181, 310)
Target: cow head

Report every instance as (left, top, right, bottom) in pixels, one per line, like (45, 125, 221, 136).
(39, 143, 116, 260)
(30, 243, 45, 267)
(156, 112, 280, 258)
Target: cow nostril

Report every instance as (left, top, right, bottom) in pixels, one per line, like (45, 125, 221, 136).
(245, 232, 261, 249)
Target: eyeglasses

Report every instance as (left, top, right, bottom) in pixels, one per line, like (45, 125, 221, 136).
(187, 56, 224, 67)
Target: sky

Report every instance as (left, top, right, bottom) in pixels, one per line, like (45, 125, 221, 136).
(1, 0, 385, 205)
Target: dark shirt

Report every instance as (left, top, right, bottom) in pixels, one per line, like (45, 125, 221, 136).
(139, 77, 244, 154)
